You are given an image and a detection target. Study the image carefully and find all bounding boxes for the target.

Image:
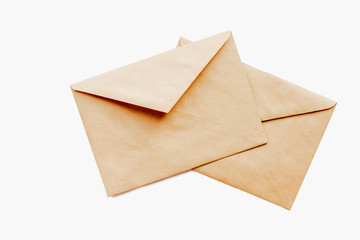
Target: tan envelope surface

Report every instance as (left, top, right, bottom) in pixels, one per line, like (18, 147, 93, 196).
(71, 31, 268, 196)
(179, 37, 336, 210)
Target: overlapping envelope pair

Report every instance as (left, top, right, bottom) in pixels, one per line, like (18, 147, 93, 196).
(71, 31, 336, 210)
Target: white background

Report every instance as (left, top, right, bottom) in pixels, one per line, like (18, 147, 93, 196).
(1, 0, 359, 239)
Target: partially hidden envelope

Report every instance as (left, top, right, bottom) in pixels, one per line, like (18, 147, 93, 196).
(178, 37, 336, 210)
(71, 31, 268, 196)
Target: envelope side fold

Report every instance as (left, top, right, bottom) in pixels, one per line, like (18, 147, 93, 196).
(71, 30, 231, 113)
(174, 34, 266, 134)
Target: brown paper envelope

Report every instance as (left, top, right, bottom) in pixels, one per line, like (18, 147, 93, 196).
(179, 37, 336, 210)
(71, 31, 267, 196)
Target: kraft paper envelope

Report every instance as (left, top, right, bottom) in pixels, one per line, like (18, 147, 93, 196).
(71, 31, 268, 196)
(178, 37, 336, 210)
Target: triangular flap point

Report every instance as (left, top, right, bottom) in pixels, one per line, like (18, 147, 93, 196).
(245, 64, 336, 121)
(71, 31, 231, 113)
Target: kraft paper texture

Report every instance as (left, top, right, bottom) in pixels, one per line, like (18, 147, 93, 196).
(71, 31, 335, 209)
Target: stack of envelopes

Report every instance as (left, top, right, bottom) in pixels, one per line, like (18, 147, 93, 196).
(71, 31, 336, 210)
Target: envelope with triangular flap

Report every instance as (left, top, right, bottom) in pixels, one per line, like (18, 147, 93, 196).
(178, 37, 336, 210)
(71, 31, 268, 196)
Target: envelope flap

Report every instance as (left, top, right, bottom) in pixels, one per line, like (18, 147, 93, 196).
(245, 64, 336, 121)
(71, 31, 231, 113)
